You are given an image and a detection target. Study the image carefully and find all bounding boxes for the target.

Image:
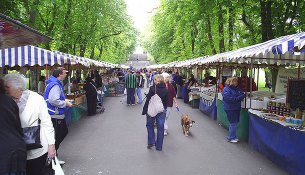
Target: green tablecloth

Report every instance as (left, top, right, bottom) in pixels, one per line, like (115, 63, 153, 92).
(70, 102, 87, 122)
(217, 99, 249, 141)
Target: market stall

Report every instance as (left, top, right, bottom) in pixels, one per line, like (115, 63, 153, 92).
(249, 109, 305, 175)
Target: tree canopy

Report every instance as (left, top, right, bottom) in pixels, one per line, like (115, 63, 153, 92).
(2, 0, 137, 64)
(143, 0, 305, 64)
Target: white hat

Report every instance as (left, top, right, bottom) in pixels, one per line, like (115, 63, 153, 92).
(162, 72, 170, 78)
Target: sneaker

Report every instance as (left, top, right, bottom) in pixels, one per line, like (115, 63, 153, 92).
(164, 130, 168, 136)
(228, 139, 238, 143)
(147, 144, 154, 149)
(132, 104, 135, 106)
(234, 138, 239, 142)
(58, 159, 66, 165)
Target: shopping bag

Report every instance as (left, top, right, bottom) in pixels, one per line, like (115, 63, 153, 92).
(52, 157, 65, 175)
(124, 88, 127, 95)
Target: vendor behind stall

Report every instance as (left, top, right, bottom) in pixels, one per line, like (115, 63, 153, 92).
(203, 72, 217, 86)
(84, 76, 97, 116)
(186, 74, 197, 89)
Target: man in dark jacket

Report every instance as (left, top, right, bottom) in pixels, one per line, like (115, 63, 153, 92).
(0, 79, 27, 175)
(125, 70, 137, 106)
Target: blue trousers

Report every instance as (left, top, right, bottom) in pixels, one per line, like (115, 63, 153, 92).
(136, 88, 143, 104)
(127, 88, 135, 104)
(225, 110, 240, 140)
(146, 111, 166, 150)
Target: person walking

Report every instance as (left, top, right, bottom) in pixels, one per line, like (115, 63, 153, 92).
(84, 76, 98, 116)
(136, 71, 144, 104)
(4, 74, 56, 175)
(125, 70, 137, 106)
(176, 72, 183, 98)
(0, 78, 27, 175)
(145, 71, 151, 88)
(162, 73, 178, 136)
(44, 67, 72, 164)
(142, 75, 168, 151)
(222, 77, 245, 143)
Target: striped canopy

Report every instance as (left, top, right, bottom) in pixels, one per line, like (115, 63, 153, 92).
(0, 45, 71, 67)
(197, 32, 305, 66)
(156, 32, 305, 68)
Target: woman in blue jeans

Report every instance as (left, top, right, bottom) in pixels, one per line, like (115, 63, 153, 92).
(142, 74, 168, 151)
(222, 77, 245, 143)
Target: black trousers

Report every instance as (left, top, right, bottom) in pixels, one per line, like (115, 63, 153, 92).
(26, 153, 48, 175)
(87, 96, 97, 116)
(51, 118, 68, 150)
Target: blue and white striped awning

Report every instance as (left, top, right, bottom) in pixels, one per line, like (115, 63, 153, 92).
(194, 32, 305, 66)
(0, 45, 71, 67)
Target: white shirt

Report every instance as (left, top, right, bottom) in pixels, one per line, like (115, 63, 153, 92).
(18, 90, 55, 160)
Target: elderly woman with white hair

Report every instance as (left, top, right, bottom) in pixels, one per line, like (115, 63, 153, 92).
(162, 72, 178, 136)
(4, 73, 56, 175)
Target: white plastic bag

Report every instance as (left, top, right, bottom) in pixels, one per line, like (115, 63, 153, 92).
(52, 157, 65, 175)
(124, 88, 127, 95)
(147, 86, 164, 117)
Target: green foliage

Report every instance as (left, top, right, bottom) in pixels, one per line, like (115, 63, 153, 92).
(2, 0, 137, 64)
(143, 0, 305, 64)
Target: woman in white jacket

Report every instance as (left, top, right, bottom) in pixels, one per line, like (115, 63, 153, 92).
(4, 73, 56, 175)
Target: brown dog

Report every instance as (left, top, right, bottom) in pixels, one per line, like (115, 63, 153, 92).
(181, 115, 195, 136)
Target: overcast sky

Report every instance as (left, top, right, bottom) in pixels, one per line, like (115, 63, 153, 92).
(125, 0, 159, 33)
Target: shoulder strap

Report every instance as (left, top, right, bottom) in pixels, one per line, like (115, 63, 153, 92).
(154, 85, 156, 95)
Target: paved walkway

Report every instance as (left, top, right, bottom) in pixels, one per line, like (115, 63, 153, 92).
(59, 91, 287, 175)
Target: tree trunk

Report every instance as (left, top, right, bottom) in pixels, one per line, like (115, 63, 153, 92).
(59, 0, 73, 52)
(80, 44, 86, 57)
(28, 0, 40, 27)
(90, 47, 95, 59)
(241, 9, 256, 44)
(99, 45, 103, 58)
(228, 4, 234, 51)
(260, 0, 274, 41)
(205, 14, 217, 54)
(218, 3, 225, 53)
(191, 23, 197, 55)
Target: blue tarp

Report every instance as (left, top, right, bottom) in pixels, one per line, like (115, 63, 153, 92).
(249, 113, 305, 175)
(199, 97, 217, 120)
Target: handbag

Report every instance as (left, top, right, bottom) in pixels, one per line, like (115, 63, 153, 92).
(147, 85, 164, 117)
(23, 119, 43, 150)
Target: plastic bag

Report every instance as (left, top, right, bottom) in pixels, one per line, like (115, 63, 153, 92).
(52, 157, 65, 175)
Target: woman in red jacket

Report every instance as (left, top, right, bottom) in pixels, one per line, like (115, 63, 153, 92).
(162, 73, 178, 136)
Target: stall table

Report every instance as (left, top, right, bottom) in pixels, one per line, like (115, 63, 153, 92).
(189, 92, 200, 108)
(198, 85, 217, 120)
(199, 95, 217, 120)
(249, 109, 305, 175)
(70, 102, 87, 122)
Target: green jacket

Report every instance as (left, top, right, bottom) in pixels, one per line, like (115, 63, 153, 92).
(125, 73, 137, 88)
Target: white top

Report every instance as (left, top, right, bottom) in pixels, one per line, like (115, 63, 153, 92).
(19, 90, 55, 160)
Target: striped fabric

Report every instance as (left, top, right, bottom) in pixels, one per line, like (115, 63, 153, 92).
(125, 73, 137, 88)
(150, 32, 305, 68)
(0, 45, 70, 67)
